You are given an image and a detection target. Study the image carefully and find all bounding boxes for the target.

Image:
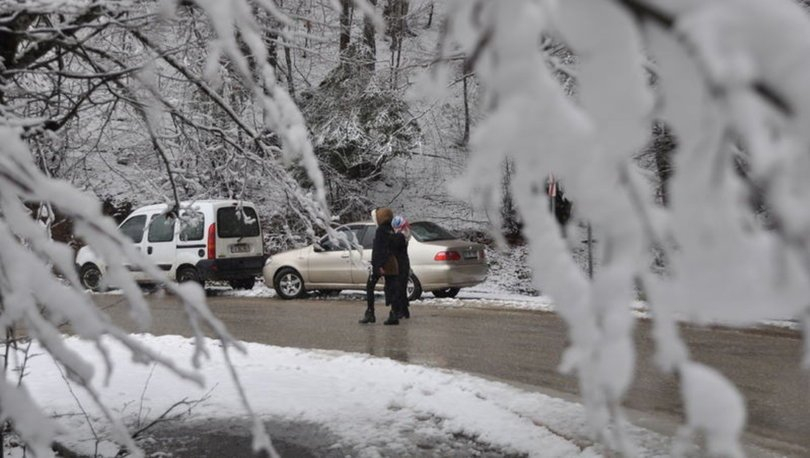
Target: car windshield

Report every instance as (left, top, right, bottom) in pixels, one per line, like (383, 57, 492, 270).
(410, 221, 457, 242)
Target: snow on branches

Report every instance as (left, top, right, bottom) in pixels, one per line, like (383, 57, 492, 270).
(434, 0, 810, 455)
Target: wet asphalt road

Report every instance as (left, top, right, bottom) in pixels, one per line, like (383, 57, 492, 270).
(95, 293, 810, 456)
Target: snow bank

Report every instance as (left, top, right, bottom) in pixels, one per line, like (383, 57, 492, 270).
(18, 334, 672, 457)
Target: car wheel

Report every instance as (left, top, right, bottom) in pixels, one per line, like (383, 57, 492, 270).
(229, 277, 256, 290)
(407, 273, 422, 301)
(274, 268, 305, 299)
(432, 287, 460, 298)
(79, 264, 104, 292)
(176, 266, 203, 286)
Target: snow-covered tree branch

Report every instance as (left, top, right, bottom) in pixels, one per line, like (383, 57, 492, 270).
(4, 0, 810, 456)
(432, 0, 810, 455)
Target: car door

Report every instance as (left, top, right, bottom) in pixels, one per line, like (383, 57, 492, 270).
(307, 226, 365, 286)
(118, 213, 148, 280)
(145, 212, 177, 279)
(352, 225, 376, 284)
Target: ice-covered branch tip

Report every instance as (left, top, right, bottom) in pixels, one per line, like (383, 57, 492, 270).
(618, 0, 793, 117)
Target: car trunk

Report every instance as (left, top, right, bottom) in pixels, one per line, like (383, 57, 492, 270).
(419, 240, 486, 265)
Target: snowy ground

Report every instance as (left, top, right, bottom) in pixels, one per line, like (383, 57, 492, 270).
(16, 334, 676, 458)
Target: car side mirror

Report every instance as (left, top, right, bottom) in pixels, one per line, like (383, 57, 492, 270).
(313, 243, 325, 253)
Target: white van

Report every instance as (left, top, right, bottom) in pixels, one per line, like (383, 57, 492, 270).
(76, 200, 265, 291)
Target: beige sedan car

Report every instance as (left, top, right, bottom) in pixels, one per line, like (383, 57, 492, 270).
(264, 221, 488, 300)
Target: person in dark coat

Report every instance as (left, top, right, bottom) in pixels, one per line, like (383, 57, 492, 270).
(391, 215, 411, 319)
(359, 207, 400, 325)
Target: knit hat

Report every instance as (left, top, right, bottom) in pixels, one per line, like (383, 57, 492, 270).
(392, 215, 408, 230)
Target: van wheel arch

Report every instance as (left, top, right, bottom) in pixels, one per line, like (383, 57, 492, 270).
(176, 265, 203, 286)
(79, 263, 105, 292)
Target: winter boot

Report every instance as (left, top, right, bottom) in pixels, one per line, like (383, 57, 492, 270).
(358, 308, 376, 324)
(383, 311, 400, 326)
(396, 304, 410, 319)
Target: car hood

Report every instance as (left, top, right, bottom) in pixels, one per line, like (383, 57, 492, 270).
(270, 245, 312, 261)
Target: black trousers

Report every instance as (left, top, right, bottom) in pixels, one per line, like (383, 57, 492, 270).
(366, 272, 398, 312)
(394, 269, 410, 313)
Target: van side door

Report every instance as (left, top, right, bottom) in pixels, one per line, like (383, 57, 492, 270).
(118, 213, 149, 281)
(145, 212, 177, 280)
(177, 209, 206, 266)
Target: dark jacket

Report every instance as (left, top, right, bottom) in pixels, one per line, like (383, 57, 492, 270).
(371, 225, 398, 275)
(391, 232, 410, 279)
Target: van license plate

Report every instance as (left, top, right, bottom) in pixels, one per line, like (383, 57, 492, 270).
(230, 244, 251, 254)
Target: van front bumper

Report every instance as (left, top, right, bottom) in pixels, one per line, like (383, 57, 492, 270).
(196, 255, 267, 281)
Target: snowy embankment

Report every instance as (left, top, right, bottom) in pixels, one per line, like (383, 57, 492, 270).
(19, 334, 673, 457)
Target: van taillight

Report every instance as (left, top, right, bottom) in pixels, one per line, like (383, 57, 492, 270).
(434, 251, 461, 261)
(207, 223, 216, 259)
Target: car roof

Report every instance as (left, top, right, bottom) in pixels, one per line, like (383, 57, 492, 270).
(342, 220, 427, 227)
(131, 200, 256, 214)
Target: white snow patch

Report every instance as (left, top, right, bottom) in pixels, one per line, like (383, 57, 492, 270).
(17, 334, 674, 457)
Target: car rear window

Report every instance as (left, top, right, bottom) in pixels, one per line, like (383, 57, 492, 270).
(410, 222, 457, 242)
(217, 207, 260, 238)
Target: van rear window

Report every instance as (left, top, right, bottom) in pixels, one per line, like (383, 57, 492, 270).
(217, 207, 260, 238)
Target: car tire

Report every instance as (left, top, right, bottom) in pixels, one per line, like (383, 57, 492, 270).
(176, 266, 203, 286)
(407, 273, 422, 302)
(79, 263, 104, 292)
(432, 287, 460, 298)
(274, 268, 305, 299)
(229, 277, 256, 290)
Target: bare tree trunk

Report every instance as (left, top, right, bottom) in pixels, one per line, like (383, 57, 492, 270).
(395, 21, 403, 79)
(501, 160, 520, 240)
(652, 122, 675, 206)
(303, 19, 311, 58)
(339, 0, 352, 52)
(401, 0, 412, 35)
(388, 0, 406, 88)
(266, 26, 278, 71)
(363, 0, 377, 71)
(462, 73, 470, 145)
(0, 13, 35, 104)
(284, 36, 295, 99)
(425, 2, 434, 28)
